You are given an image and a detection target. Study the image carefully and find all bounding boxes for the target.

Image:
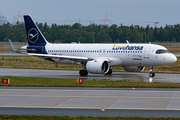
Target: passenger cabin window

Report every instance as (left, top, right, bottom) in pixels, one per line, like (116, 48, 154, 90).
(156, 49, 170, 54)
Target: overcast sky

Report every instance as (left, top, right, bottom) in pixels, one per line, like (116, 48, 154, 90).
(0, 0, 180, 28)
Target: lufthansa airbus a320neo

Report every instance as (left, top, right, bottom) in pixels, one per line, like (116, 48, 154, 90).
(9, 15, 177, 77)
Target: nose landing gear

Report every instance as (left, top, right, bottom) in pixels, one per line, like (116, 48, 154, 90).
(149, 66, 155, 77)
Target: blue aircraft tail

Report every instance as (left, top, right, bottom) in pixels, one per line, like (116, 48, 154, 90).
(24, 15, 48, 46)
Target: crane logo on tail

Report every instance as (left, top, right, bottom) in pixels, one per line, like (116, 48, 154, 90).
(28, 28, 39, 43)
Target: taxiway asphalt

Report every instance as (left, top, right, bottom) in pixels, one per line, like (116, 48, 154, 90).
(0, 87, 180, 117)
(0, 53, 28, 56)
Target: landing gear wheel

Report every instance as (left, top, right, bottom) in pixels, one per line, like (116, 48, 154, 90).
(149, 72, 155, 77)
(79, 70, 88, 76)
(105, 69, 112, 75)
(149, 66, 155, 77)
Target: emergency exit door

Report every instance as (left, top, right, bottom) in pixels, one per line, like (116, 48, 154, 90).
(143, 46, 150, 59)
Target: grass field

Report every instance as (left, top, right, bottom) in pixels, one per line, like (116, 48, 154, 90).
(1, 76, 180, 88)
(1, 115, 179, 120)
(165, 46, 180, 54)
(0, 45, 23, 53)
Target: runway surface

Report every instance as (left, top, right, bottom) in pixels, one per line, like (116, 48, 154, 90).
(0, 68, 179, 83)
(1, 87, 180, 117)
(0, 53, 28, 56)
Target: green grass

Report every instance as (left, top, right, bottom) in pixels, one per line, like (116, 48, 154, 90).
(0, 115, 180, 120)
(1, 76, 180, 88)
(0, 56, 83, 70)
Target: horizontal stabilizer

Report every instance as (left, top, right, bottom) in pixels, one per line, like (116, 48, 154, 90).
(9, 39, 21, 53)
(20, 48, 36, 52)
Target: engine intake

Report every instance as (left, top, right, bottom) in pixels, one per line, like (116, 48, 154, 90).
(86, 59, 109, 74)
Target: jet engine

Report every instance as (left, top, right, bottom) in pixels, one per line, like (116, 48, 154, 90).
(86, 59, 109, 74)
(123, 66, 145, 72)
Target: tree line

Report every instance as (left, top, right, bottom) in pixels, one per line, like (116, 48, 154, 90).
(0, 22, 180, 43)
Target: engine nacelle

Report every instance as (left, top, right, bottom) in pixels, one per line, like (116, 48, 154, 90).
(123, 66, 145, 72)
(86, 59, 109, 74)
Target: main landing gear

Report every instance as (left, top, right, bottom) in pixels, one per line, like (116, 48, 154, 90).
(105, 69, 112, 75)
(79, 63, 88, 76)
(149, 66, 155, 77)
(79, 70, 88, 76)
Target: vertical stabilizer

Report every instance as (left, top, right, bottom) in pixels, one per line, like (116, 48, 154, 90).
(24, 15, 49, 46)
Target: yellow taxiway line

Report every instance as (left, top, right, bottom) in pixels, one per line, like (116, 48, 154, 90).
(0, 94, 180, 99)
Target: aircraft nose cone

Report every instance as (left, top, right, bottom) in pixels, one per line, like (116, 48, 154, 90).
(169, 54, 177, 64)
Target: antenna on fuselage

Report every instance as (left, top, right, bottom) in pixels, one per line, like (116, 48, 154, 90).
(126, 40, 129, 44)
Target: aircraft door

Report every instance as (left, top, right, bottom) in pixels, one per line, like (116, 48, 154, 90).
(143, 46, 150, 59)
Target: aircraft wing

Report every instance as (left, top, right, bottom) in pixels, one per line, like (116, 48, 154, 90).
(28, 53, 92, 61)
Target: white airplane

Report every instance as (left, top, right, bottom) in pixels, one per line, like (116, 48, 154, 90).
(9, 15, 177, 77)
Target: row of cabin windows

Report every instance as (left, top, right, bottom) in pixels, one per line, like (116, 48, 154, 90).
(48, 50, 142, 54)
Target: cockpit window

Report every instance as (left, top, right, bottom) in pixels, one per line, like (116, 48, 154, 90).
(156, 49, 170, 54)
